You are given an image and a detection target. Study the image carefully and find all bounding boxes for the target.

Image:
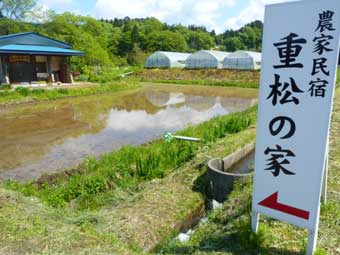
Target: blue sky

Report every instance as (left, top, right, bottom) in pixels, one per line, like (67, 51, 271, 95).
(39, 0, 289, 33)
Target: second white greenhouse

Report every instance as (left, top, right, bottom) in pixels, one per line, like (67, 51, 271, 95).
(222, 51, 262, 70)
(185, 50, 230, 69)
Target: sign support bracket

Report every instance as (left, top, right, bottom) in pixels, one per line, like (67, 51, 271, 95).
(251, 211, 260, 233)
(321, 142, 329, 205)
(306, 227, 318, 255)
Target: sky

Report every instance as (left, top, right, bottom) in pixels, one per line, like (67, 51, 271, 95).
(39, 0, 294, 33)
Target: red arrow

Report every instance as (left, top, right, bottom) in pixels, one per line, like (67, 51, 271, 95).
(258, 192, 310, 220)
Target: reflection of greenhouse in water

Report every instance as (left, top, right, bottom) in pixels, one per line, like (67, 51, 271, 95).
(145, 91, 185, 107)
(145, 91, 217, 111)
(184, 95, 217, 112)
(145, 90, 257, 113)
(145, 91, 170, 107)
(219, 97, 256, 112)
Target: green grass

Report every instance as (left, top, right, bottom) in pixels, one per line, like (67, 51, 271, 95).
(76, 66, 142, 83)
(0, 84, 12, 90)
(337, 67, 340, 85)
(156, 88, 340, 255)
(0, 187, 137, 255)
(92, 128, 257, 253)
(5, 106, 257, 210)
(148, 79, 259, 89)
(0, 81, 139, 104)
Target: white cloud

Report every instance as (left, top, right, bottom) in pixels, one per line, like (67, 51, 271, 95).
(39, 0, 74, 9)
(224, 0, 296, 30)
(94, 0, 235, 33)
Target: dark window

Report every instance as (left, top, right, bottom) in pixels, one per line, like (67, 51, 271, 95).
(36, 62, 47, 73)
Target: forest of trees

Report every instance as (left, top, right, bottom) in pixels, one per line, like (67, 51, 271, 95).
(0, 0, 264, 72)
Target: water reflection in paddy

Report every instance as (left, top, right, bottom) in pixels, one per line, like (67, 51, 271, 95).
(0, 84, 257, 181)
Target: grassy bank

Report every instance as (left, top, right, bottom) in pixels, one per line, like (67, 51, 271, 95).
(0, 187, 135, 254)
(93, 128, 257, 253)
(0, 81, 139, 105)
(5, 105, 257, 210)
(137, 69, 260, 89)
(157, 88, 340, 255)
(0, 123, 257, 254)
(138, 67, 340, 89)
(75, 66, 142, 83)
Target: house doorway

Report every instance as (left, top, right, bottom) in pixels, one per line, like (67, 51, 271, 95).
(9, 62, 35, 83)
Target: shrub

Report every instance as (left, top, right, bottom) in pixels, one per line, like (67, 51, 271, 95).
(57, 88, 69, 95)
(0, 84, 12, 90)
(31, 89, 46, 95)
(15, 87, 30, 96)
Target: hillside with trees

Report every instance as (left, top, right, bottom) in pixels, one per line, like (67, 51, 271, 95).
(0, 0, 264, 72)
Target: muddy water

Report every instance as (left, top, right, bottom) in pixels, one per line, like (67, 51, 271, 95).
(0, 83, 257, 181)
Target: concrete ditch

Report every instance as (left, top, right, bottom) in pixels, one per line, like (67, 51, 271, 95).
(172, 142, 255, 246)
(207, 142, 255, 203)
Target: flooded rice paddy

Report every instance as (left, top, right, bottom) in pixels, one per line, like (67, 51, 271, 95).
(0, 83, 257, 181)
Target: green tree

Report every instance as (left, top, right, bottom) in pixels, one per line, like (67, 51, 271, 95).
(81, 16, 112, 49)
(0, 0, 3, 18)
(45, 13, 112, 69)
(127, 44, 147, 66)
(0, 17, 33, 35)
(142, 17, 163, 34)
(0, 0, 37, 20)
(108, 28, 122, 56)
(145, 31, 187, 52)
(224, 37, 244, 52)
(218, 20, 263, 52)
(187, 31, 215, 51)
(118, 31, 133, 56)
(131, 24, 139, 44)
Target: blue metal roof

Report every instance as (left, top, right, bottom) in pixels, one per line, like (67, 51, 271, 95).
(0, 32, 72, 48)
(0, 44, 84, 56)
(0, 32, 34, 39)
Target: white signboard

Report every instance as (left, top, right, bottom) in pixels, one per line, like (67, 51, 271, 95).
(252, 0, 340, 253)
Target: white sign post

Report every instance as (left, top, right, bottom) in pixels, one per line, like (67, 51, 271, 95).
(252, 1, 340, 254)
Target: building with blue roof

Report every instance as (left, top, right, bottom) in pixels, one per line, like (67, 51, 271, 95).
(0, 32, 84, 84)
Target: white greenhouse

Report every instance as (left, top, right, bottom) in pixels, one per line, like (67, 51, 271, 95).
(144, 51, 191, 68)
(185, 50, 230, 69)
(222, 50, 262, 70)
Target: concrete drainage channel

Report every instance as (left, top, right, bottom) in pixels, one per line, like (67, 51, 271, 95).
(176, 142, 255, 243)
(207, 142, 255, 203)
